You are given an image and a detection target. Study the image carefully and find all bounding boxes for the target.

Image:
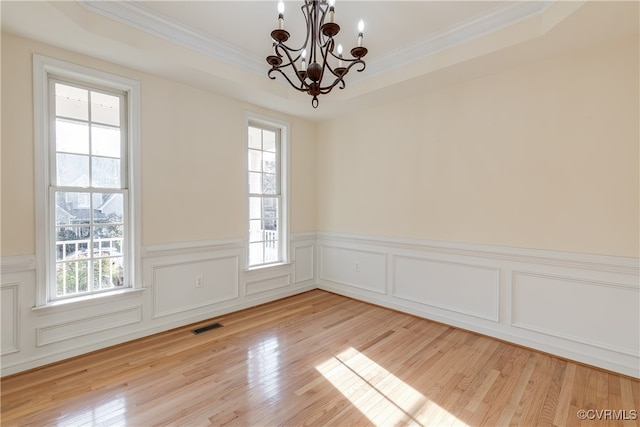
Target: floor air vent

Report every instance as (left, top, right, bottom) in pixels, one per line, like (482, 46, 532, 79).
(192, 322, 223, 335)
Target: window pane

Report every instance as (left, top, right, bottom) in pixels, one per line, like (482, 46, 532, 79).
(263, 131, 276, 152)
(57, 153, 89, 187)
(248, 126, 262, 149)
(56, 119, 89, 154)
(249, 172, 262, 193)
(248, 149, 261, 172)
(95, 193, 123, 223)
(55, 236, 89, 262)
(57, 260, 89, 296)
(249, 242, 264, 265)
(249, 197, 261, 219)
(92, 157, 121, 188)
(249, 219, 262, 243)
(265, 240, 279, 263)
(92, 125, 121, 158)
(91, 91, 120, 126)
(56, 225, 90, 242)
(55, 83, 88, 121)
(94, 256, 123, 289)
(56, 191, 91, 225)
(262, 173, 277, 195)
(263, 151, 276, 173)
(93, 225, 124, 240)
(263, 197, 278, 231)
(56, 191, 91, 218)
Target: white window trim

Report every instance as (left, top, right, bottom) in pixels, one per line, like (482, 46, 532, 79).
(33, 54, 142, 307)
(244, 112, 290, 270)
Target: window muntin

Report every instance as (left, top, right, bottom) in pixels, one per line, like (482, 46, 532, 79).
(248, 123, 283, 267)
(50, 79, 130, 300)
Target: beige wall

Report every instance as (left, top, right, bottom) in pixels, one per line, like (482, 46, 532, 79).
(317, 36, 639, 258)
(2, 32, 638, 259)
(1, 32, 317, 255)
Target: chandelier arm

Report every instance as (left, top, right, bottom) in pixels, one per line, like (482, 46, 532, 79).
(343, 59, 366, 73)
(274, 44, 303, 71)
(269, 67, 310, 93)
(323, 58, 365, 85)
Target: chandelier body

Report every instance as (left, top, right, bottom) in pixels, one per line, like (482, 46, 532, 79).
(266, 0, 367, 108)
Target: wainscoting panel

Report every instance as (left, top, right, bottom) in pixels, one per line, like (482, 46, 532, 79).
(320, 245, 387, 294)
(1, 235, 316, 376)
(393, 255, 499, 321)
(316, 232, 640, 377)
(246, 274, 291, 296)
(2, 234, 637, 377)
(512, 271, 639, 357)
(1, 283, 19, 355)
(294, 244, 314, 284)
(152, 256, 239, 318)
(37, 305, 143, 347)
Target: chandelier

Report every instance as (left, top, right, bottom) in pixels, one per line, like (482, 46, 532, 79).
(266, 0, 367, 108)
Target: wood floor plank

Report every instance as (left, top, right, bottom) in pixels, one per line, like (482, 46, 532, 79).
(1, 290, 638, 426)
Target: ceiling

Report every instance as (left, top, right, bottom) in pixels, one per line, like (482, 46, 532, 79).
(1, 1, 638, 121)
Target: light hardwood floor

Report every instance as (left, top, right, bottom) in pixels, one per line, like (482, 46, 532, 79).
(1, 290, 638, 426)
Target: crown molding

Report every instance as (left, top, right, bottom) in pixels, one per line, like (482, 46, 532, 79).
(78, 0, 266, 75)
(365, 1, 555, 79)
(78, 1, 557, 82)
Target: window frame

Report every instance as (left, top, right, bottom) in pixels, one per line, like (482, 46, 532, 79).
(33, 54, 141, 307)
(245, 113, 289, 269)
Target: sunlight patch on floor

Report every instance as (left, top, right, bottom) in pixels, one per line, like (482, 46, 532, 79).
(316, 346, 465, 426)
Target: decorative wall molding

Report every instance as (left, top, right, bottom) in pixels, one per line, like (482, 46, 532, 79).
(2, 233, 637, 377)
(142, 239, 244, 258)
(316, 232, 639, 276)
(511, 271, 639, 357)
(0, 255, 36, 274)
(392, 255, 500, 322)
(316, 232, 640, 378)
(246, 274, 291, 296)
(319, 245, 387, 294)
(293, 244, 315, 284)
(36, 305, 143, 347)
(151, 255, 240, 319)
(1, 283, 20, 355)
(0, 234, 316, 376)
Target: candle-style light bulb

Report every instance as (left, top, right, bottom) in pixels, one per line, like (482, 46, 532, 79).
(357, 20, 364, 47)
(278, 1, 285, 30)
(337, 44, 343, 67)
(328, 0, 335, 23)
(301, 49, 307, 71)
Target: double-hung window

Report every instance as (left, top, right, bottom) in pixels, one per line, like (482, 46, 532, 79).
(34, 55, 140, 305)
(247, 117, 288, 267)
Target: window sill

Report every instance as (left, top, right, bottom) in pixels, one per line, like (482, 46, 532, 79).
(244, 261, 292, 273)
(32, 287, 146, 315)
